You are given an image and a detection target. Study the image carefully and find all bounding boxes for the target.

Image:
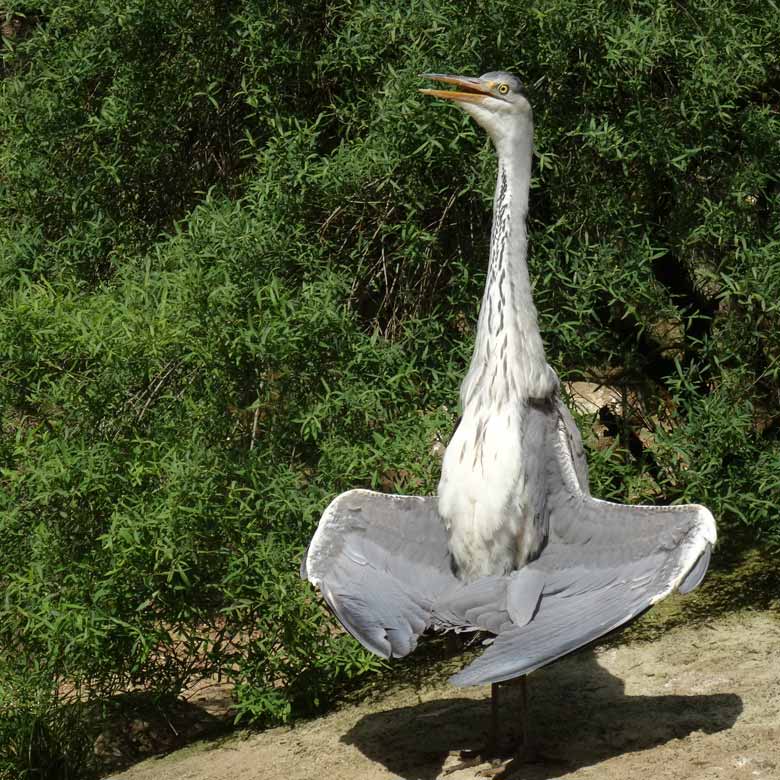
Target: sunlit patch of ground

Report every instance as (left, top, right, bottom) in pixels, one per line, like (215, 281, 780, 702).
(106, 549, 779, 780)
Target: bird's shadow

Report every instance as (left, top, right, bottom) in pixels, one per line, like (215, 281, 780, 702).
(341, 648, 742, 779)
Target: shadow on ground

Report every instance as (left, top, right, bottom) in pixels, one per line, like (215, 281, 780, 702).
(94, 690, 232, 774)
(342, 648, 743, 780)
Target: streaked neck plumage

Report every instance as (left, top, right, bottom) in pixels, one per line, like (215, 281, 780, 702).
(437, 111, 557, 581)
(459, 117, 557, 412)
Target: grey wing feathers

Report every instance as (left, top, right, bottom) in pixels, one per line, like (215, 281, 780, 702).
(304, 490, 457, 658)
(557, 399, 590, 494)
(430, 571, 541, 636)
(449, 414, 716, 686)
(678, 543, 712, 594)
(305, 409, 715, 686)
(450, 511, 714, 686)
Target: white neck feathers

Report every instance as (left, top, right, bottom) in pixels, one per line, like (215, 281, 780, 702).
(459, 125, 556, 412)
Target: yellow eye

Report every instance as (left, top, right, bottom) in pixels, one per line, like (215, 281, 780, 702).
(497, 83, 509, 95)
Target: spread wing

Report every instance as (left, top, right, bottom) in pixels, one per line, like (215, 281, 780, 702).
(302, 489, 544, 654)
(302, 490, 457, 658)
(303, 405, 715, 684)
(448, 410, 716, 686)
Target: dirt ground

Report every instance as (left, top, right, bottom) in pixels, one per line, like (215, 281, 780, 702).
(108, 609, 779, 780)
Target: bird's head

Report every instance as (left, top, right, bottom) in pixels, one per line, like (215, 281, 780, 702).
(420, 71, 531, 149)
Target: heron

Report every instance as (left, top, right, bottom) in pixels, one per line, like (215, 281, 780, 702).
(301, 71, 716, 770)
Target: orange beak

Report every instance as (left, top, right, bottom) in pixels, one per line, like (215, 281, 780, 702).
(419, 73, 493, 104)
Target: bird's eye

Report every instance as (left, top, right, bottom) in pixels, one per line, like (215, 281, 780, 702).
(497, 84, 509, 95)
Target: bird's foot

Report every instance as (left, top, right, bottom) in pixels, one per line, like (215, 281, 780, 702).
(477, 746, 567, 778)
(442, 744, 506, 775)
(476, 763, 510, 779)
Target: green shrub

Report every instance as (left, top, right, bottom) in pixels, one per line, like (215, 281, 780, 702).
(0, 0, 778, 769)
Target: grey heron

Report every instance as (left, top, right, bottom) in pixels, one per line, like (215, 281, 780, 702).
(302, 71, 716, 767)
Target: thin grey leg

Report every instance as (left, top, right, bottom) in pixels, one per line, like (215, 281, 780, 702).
(489, 681, 500, 754)
(519, 675, 528, 749)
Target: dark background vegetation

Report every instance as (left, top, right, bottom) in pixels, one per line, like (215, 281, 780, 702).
(0, 0, 778, 776)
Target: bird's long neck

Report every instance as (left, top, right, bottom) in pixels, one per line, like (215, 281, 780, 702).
(460, 124, 556, 411)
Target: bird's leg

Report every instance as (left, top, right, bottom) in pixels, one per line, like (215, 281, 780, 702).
(471, 678, 528, 778)
(489, 679, 501, 755)
(502, 676, 532, 757)
(478, 677, 567, 779)
(443, 683, 505, 775)
(513, 675, 536, 762)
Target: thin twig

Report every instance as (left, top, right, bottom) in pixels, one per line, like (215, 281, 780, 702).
(250, 405, 260, 451)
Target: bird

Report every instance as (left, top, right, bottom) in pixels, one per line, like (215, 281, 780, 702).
(301, 71, 716, 767)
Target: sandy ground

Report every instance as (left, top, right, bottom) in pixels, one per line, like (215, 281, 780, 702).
(108, 609, 780, 780)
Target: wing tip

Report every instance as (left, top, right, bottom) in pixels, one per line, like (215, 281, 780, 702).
(692, 504, 717, 545)
(677, 542, 712, 595)
(673, 505, 716, 596)
(646, 504, 716, 605)
(323, 585, 394, 659)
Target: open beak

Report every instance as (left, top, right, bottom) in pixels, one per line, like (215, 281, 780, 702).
(419, 73, 492, 104)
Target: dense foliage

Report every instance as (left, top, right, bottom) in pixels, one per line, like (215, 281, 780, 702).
(0, 0, 778, 775)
